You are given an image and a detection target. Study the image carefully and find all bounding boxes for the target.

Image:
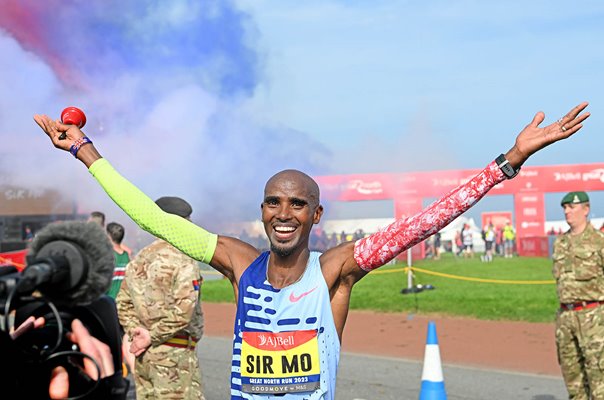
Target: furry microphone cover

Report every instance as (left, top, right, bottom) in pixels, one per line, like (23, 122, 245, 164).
(28, 221, 115, 305)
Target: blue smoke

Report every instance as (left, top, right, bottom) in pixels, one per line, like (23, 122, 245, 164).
(0, 0, 331, 227)
(50, 1, 259, 97)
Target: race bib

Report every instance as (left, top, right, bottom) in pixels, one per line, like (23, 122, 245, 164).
(241, 330, 320, 394)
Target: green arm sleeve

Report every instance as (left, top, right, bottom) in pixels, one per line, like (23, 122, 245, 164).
(89, 158, 217, 263)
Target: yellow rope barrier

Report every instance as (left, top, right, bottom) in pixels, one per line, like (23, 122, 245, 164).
(370, 267, 407, 275)
(3, 259, 553, 283)
(370, 266, 555, 285)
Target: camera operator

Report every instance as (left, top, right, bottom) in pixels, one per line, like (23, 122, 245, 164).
(3, 316, 117, 399)
(0, 220, 129, 399)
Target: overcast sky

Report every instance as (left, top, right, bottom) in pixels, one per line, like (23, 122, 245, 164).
(0, 0, 602, 228)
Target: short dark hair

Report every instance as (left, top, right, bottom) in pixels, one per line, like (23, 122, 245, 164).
(106, 222, 125, 244)
(89, 211, 106, 227)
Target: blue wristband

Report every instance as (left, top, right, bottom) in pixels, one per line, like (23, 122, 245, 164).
(69, 137, 93, 158)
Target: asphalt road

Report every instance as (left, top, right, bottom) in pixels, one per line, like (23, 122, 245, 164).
(197, 336, 568, 400)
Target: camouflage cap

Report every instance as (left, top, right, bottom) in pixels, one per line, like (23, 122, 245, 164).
(560, 191, 589, 206)
(155, 196, 192, 218)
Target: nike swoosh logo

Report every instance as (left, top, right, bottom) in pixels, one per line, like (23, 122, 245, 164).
(289, 286, 318, 303)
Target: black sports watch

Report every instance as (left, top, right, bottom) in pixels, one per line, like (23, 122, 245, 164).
(495, 154, 520, 179)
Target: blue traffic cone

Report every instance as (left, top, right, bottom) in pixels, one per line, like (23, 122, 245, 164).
(419, 321, 447, 400)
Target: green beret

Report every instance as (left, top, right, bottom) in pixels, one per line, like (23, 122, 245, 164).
(560, 191, 589, 206)
(155, 196, 192, 218)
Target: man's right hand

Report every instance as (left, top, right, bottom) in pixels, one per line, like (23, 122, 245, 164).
(49, 319, 115, 399)
(34, 114, 102, 167)
(34, 114, 86, 151)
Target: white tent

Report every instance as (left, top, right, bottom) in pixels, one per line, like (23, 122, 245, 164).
(436, 215, 485, 253)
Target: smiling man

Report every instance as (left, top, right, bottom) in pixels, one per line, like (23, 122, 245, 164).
(35, 102, 589, 400)
(553, 191, 604, 399)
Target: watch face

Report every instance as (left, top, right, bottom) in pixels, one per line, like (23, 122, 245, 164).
(496, 154, 518, 178)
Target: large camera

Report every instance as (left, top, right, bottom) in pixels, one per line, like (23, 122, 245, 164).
(0, 221, 129, 399)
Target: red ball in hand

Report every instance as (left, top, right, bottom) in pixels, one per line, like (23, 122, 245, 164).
(61, 107, 87, 128)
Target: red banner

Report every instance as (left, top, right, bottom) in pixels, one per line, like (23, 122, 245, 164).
(481, 211, 513, 230)
(517, 237, 549, 257)
(0, 249, 27, 271)
(315, 173, 394, 201)
(318, 163, 604, 201)
(514, 192, 545, 239)
(316, 163, 604, 243)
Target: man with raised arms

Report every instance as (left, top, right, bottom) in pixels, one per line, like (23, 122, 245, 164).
(34, 102, 589, 399)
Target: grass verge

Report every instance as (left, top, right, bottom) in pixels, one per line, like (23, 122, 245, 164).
(201, 253, 559, 323)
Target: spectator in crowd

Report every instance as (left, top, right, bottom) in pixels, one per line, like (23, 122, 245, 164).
(425, 236, 435, 258)
(455, 229, 464, 257)
(433, 231, 441, 260)
(88, 210, 106, 227)
(462, 223, 474, 258)
(106, 222, 130, 299)
(353, 229, 365, 241)
(89, 211, 133, 258)
(503, 220, 516, 258)
(319, 229, 329, 251)
(327, 232, 338, 249)
(310, 228, 322, 251)
(23, 225, 34, 242)
(495, 226, 503, 256)
(600, 222, 604, 233)
(105, 222, 136, 377)
(553, 191, 604, 399)
(481, 223, 495, 262)
(117, 196, 206, 400)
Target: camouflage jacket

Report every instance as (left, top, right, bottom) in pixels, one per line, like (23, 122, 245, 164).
(116, 239, 204, 346)
(553, 223, 604, 303)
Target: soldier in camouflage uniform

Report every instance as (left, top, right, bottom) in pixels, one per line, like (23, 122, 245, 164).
(117, 197, 206, 400)
(553, 191, 604, 400)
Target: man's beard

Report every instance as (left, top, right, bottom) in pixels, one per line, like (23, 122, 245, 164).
(270, 242, 295, 258)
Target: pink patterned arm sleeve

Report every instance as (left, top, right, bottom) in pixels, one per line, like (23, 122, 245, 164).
(353, 161, 506, 271)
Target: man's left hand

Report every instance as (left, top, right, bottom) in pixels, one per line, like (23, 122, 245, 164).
(506, 102, 590, 168)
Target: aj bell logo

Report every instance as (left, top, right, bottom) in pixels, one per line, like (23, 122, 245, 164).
(258, 334, 295, 348)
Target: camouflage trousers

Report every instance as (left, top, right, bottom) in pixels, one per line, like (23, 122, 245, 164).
(556, 305, 604, 400)
(135, 344, 205, 400)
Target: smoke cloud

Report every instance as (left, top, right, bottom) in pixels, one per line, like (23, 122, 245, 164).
(0, 0, 331, 231)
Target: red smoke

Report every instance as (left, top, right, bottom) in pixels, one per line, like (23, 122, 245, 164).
(0, 0, 83, 87)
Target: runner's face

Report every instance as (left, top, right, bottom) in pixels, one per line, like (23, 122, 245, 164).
(261, 172, 323, 258)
